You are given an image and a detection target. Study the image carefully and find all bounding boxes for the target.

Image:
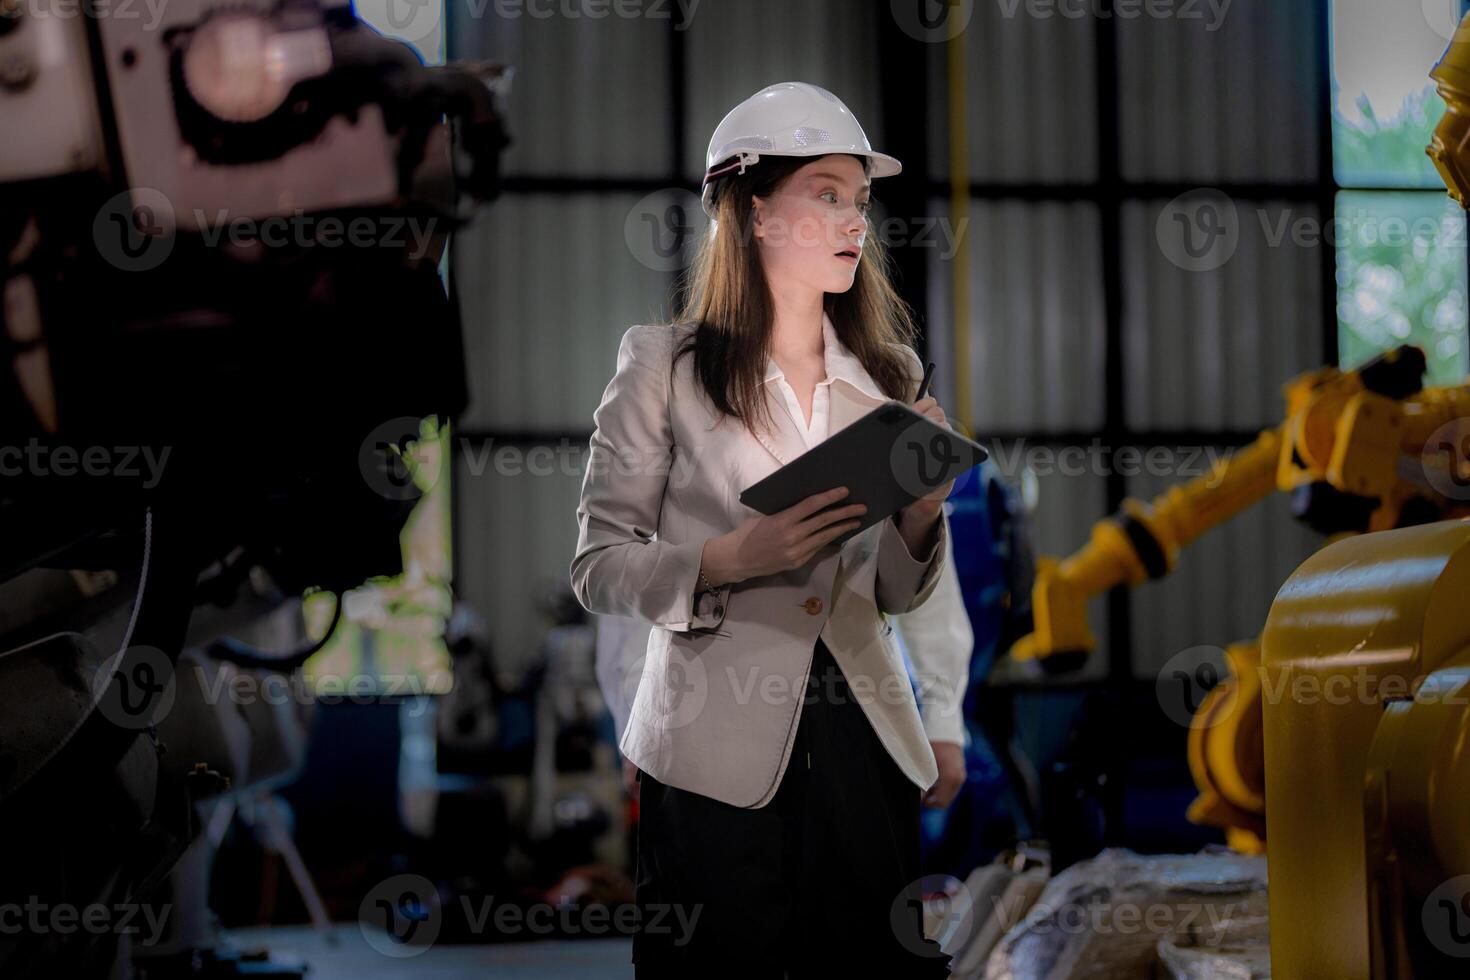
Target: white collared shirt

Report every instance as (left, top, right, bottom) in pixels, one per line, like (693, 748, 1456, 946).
(763, 313, 844, 449)
(592, 315, 974, 753)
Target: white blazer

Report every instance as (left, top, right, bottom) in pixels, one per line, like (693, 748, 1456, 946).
(570, 317, 954, 808)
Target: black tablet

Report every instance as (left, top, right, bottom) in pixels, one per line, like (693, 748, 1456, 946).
(738, 401, 988, 546)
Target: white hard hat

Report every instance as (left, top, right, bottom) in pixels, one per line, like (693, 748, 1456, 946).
(701, 81, 903, 220)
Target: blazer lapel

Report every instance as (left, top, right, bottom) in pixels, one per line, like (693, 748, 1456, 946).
(826, 378, 887, 438)
(750, 312, 897, 468)
(750, 387, 809, 467)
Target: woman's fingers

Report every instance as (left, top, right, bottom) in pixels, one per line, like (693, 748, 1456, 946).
(914, 395, 949, 427)
(786, 485, 850, 522)
(793, 519, 862, 566)
(786, 520, 860, 570)
(824, 518, 863, 545)
(793, 501, 866, 538)
(811, 517, 862, 547)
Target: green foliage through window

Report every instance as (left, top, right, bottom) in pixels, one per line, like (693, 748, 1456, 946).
(1332, 84, 1446, 190)
(1336, 192, 1467, 386)
(303, 417, 454, 697)
(1331, 0, 1469, 386)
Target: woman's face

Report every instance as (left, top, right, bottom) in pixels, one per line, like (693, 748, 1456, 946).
(751, 155, 871, 297)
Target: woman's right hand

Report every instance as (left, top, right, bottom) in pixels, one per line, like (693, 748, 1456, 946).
(703, 486, 867, 585)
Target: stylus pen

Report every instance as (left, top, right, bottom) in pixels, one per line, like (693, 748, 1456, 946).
(915, 361, 935, 403)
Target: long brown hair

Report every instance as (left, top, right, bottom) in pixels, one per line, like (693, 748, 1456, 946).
(667, 153, 920, 439)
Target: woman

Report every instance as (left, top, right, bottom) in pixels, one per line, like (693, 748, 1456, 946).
(570, 81, 959, 978)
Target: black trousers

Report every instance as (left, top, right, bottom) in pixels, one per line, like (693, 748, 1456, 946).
(630, 636, 953, 979)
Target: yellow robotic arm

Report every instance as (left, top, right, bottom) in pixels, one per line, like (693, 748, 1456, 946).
(1012, 426, 1281, 665)
(1006, 16, 1470, 866)
(1009, 345, 1470, 853)
(1429, 13, 1470, 207)
(1013, 347, 1470, 669)
(1246, 14, 1470, 976)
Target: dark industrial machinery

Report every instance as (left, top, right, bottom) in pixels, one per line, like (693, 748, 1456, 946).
(0, 1, 510, 974)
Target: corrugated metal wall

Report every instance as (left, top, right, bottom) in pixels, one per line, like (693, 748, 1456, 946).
(451, 193, 682, 659)
(453, 194, 679, 434)
(453, 450, 587, 669)
(926, 199, 1107, 432)
(448, 8, 678, 664)
(1117, 1, 1321, 183)
(1121, 198, 1325, 431)
(682, 0, 884, 180)
(450, 10, 672, 178)
(925, 3, 1099, 184)
(1111, 1, 1327, 680)
(919, 0, 1327, 686)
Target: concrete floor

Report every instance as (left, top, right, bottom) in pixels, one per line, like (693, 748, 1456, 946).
(226, 925, 634, 979)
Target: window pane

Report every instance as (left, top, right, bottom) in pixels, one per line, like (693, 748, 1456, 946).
(1330, 0, 1454, 189)
(304, 418, 454, 696)
(1336, 191, 1468, 386)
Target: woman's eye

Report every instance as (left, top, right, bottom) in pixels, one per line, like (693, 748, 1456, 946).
(858, 200, 873, 215)
(821, 191, 838, 204)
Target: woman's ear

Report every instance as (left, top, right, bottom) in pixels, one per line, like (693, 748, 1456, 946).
(750, 194, 765, 240)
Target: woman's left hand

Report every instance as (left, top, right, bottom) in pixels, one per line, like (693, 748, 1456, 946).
(923, 740, 966, 809)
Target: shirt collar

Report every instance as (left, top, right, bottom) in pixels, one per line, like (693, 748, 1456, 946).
(762, 312, 887, 401)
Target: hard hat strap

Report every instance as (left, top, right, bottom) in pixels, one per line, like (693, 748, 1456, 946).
(704, 151, 761, 184)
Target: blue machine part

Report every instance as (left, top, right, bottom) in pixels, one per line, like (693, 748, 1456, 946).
(900, 460, 1036, 875)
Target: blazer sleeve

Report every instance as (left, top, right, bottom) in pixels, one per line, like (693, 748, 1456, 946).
(873, 342, 950, 615)
(875, 509, 949, 615)
(593, 613, 652, 743)
(893, 532, 972, 746)
(570, 325, 732, 633)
